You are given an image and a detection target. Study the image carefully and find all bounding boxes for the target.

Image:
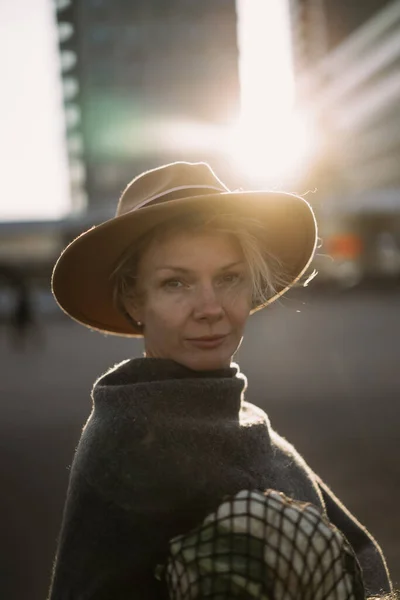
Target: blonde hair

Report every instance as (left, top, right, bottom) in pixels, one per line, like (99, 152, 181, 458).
(110, 209, 291, 329)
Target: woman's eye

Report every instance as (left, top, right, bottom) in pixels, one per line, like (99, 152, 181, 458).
(162, 279, 184, 289)
(221, 273, 241, 284)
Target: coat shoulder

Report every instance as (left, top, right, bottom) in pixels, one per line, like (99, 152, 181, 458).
(268, 429, 326, 508)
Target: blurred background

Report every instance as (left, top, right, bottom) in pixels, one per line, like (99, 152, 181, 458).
(0, 0, 399, 598)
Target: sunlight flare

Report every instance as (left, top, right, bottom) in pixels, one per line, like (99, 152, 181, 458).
(232, 0, 317, 186)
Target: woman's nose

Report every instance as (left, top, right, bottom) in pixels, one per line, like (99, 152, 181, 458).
(192, 285, 224, 322)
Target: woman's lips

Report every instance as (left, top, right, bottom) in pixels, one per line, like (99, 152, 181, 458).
(187, 335, 227, 349)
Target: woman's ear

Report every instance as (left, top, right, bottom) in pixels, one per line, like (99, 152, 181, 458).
(123, 295, 143, 325)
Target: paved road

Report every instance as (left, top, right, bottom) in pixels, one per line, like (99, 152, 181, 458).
(1, 287, 399, 599)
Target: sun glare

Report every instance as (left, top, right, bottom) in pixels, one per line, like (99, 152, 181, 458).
(0, 0, 70, 222)
(232, 0, 317, 187)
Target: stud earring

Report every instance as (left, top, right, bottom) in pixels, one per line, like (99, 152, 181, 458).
(136, 321, 142, 326)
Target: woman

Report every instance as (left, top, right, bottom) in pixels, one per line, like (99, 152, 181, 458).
(49, 161, 392, 599)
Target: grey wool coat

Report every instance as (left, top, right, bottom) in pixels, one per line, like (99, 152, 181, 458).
(48, 358, 392, 600)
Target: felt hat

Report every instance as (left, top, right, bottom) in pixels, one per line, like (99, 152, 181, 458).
(52, 161, 317, 336)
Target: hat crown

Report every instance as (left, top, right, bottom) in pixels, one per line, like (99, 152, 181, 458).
(116, 161, 229, 217)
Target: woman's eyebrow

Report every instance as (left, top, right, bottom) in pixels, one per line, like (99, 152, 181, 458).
(155, 261, 244, 273)
(219, 261, 245, 270)
(155, 266, 190, 273)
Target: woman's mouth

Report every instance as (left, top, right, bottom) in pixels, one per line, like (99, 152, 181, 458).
(187, 335, 227, 349)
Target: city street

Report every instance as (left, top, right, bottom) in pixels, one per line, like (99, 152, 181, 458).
(1, 286, 399, 599)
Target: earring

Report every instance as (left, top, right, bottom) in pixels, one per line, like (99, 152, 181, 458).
(136, 321, 142, 326)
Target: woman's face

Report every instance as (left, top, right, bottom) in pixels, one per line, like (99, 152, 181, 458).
(127, 229, 253, 370)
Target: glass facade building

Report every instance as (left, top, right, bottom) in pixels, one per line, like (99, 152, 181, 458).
(55, 0, 240, 213)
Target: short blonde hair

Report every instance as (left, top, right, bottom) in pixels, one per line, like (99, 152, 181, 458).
(110, 209, 290, 329)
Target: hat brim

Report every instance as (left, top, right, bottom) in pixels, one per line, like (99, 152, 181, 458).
(51, 190, 317, 336)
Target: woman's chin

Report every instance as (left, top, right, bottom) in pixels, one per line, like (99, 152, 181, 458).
(178, 349, 234, 372)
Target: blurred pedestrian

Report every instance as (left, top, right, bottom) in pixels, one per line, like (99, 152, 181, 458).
(8, 277, 44, 351)
(48, 161, 392, 599)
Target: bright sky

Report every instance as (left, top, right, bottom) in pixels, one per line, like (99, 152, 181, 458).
(0, 0, 70, 222)
(232, 0, 316, 187)
(237, 0, 295, 119)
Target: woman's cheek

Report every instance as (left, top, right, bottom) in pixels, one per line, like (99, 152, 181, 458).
(225, 286, 251, 309)
(174, 294, 192, 314)
(160, 291, 190, 314)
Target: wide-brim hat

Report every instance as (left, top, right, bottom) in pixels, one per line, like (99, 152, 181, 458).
(52, 161, 317, 336)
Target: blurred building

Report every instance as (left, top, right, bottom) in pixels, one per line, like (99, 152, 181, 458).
(289, 0, 393, 71)
(323, 1, 393, 50)
(289, 0, 400, 195)
(289, 0, 400, 284)
(55, 0, 240, 215)
(288, 0, 329, 73)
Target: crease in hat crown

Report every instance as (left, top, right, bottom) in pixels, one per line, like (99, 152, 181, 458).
(115, 161, 230, 218)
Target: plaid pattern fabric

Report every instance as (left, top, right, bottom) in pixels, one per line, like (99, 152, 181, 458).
(160, 490, 365, 600)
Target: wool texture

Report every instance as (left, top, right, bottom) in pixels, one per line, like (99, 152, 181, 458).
(48, 358, 392, 600)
